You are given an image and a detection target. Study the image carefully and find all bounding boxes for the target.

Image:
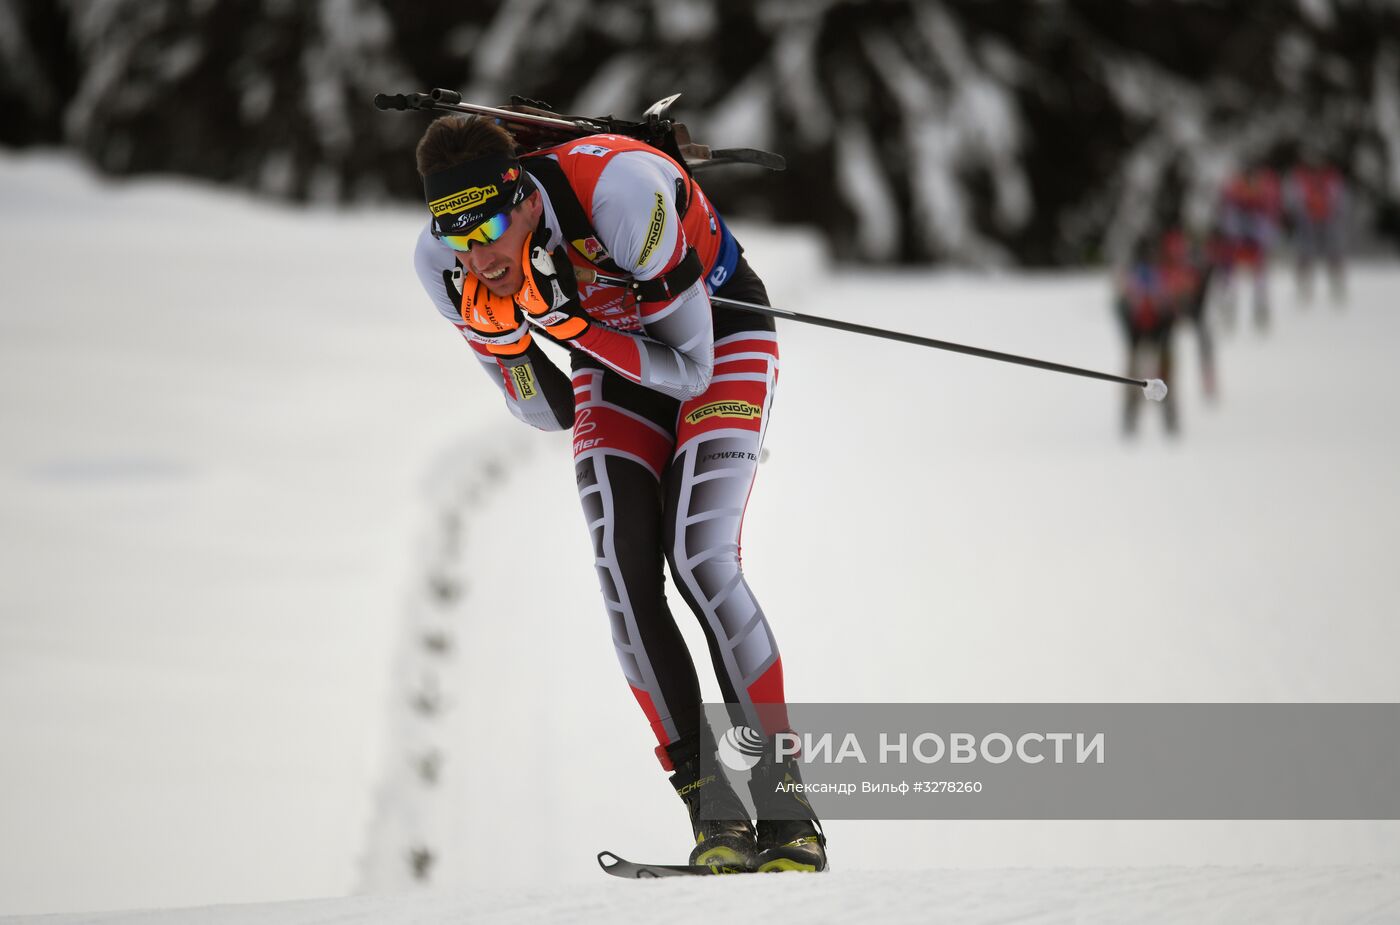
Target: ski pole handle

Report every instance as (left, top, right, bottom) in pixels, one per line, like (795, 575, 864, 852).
(571, 267, 1166, 401)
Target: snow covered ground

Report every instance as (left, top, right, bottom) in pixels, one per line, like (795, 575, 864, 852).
(2, 152, 1399, 922)
(17, 867, 1400, 925)
(0, 151, 487, 916)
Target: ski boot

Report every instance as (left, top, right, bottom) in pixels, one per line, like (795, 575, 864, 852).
(748, 744, 828, 872)
(668, 741, 757, 872)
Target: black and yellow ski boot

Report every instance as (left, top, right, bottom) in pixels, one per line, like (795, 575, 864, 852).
(748, 747, 828, 872)
(669, 743, 757, 872)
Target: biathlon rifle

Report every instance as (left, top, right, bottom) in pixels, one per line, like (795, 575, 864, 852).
(372, 88, 785, 175)
(376, 89, 1164, 401)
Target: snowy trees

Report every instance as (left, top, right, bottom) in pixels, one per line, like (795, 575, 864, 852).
(1, 0, 1397, 266)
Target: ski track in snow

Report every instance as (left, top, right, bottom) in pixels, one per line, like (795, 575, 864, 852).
(4, 153, 1400, 922)
(355, 425, 535, 892)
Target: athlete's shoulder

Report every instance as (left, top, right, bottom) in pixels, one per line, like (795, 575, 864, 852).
(591, 153, 690, 278)
(547, 133, 660, 157)
(527, 138, 692, 279)
(537, 135, 682, 180)
(588, 144, 687, 215)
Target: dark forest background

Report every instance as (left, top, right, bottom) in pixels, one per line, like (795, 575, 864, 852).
(2, 0, 1398, 266)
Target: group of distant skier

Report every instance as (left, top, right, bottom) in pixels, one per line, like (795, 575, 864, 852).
(1114, 150, 1350, 437)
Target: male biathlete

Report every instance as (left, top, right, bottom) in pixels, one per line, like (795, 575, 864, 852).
(411, 114, 826, 873)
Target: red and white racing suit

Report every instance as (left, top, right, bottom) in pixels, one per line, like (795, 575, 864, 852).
(413, 137, 788, 768)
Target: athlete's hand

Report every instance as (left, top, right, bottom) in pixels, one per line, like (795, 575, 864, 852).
(462, 271, 531, 357)
(514, 232, 591, 343)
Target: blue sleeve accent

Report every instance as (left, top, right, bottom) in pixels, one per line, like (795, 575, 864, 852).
(705, 212, 741, 294)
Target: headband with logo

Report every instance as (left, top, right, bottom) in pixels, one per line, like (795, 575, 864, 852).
(423, 151, 534, 236)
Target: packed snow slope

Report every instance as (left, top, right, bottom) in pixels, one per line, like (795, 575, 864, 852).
(2, 153, 1398, 921)
(12, 867, 1400, 925)
(0, 152, 483, 915)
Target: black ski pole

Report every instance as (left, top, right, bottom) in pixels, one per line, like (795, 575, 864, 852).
(577, 269, 1167, 401)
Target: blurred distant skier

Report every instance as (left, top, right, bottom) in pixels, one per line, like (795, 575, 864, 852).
(1116, 239, 1179, 436)
(409, 114, 825, 872)
(1158, 227, 1217, 399)
(1212, 166, 1280, 332)
(1284, 152, 1348, 304)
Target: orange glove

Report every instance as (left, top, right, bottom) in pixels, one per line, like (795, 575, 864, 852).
(462, 271, 531, 357)
(514, 236, 591, 342)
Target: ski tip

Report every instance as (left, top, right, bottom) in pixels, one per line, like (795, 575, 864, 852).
(598, 851, 707, 879)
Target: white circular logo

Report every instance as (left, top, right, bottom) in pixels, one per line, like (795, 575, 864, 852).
(717, 725, 765, 772)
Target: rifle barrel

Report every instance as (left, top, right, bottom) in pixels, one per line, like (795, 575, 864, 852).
(421, 90, 588, 133)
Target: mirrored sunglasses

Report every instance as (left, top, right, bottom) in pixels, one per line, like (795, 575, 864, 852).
(436, 210, 511, 252)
